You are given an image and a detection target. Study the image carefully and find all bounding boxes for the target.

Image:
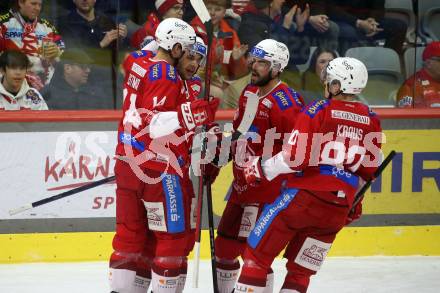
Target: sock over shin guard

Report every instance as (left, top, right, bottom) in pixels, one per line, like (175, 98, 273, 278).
(216, 259, 240, 293)
(151, 257, 183, 293)
(263, 268, 274, 293)
(176, 260, 188, 293)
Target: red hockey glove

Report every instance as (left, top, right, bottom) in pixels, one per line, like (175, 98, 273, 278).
(178, 98, 220, 132)
(346, 202, 362, 225)
(202, 123, 222, 184)
(205, 122, 223, 164)
(243, 156, 265, 187)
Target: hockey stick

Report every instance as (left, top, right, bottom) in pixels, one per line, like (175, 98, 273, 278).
(351, 150, 396, 211)
(9, 175, 115, 216)
(190, 0, 218, 290)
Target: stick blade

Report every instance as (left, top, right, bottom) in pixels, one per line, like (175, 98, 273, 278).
(237, 91, 260, 134)
(190, 0, 211, 23)
(9, 203, 33, 216)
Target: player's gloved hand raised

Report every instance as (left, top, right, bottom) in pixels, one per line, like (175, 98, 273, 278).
(243, 156, 266, 187)
(179, 97, 220, 132)
(346, 202, 362, 225)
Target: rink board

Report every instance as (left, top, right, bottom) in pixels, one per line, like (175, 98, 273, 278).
(0, 115, 439, 263)
(1, 226, 440, 263)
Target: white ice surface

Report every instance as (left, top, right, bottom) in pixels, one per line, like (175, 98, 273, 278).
(0, 257, 439, 292)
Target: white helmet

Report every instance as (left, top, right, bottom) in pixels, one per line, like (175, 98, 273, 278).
(188, 36, 207, 66)
(323, 57, 368, 95)
(155, 18, 196, 51)
(249, 39, 289, 72)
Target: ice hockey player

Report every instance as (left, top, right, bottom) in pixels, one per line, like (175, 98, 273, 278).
(212, 39, 304, 293)
(109, 18, 218, 293)
(234, 57, 383, 292)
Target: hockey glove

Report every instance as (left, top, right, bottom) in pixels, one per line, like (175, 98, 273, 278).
(243, 156, 266, 187)
(202, 123, 222, 184)
(178, 98, 220, 132)
(346, 202, 362, 225)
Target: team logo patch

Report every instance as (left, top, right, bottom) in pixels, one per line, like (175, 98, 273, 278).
(272, 89, 293, 110)
(331, 110, 370, 125)
(144, 201, 167, 232)
(306, 99, 329, 118)
(166, 64, 177, 82)
(131, 62, 147, 77)
(294, 237, 332, 271)
(149, 63, 162, 81)
(238, 205, 259, 238)
(25, 90, 42, 104)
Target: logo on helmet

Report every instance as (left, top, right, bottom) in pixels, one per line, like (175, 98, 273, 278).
(342, 60, 354, 70)
(175, 22, 188, 30)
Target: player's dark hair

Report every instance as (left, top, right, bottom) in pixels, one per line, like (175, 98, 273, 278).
(0, 50, 32, 70)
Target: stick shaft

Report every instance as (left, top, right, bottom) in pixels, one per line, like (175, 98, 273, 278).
(9, 176, 115, 215)
(352, 150, 396, 209)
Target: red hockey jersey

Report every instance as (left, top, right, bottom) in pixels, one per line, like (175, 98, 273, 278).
(283, 99, 382, 206)
(116, 50, 200, 175)
(231, 82, 304, 203)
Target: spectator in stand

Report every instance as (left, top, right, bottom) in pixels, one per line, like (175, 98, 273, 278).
(0, 0, 64, 90)
(285, 0, 339, 51)
(57, 0, 128, 51)
(326, 0, 407, 55)
(301, 47, 337, 102)
(396, 42, 440, 108)
(0, 50, 47, 110)
(41, 49, 113, 110)
(191, 0, 249, 109)
(57, 0, 127, 109)
(130, 0, 184, 49)
(238, 0, 311, 68)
